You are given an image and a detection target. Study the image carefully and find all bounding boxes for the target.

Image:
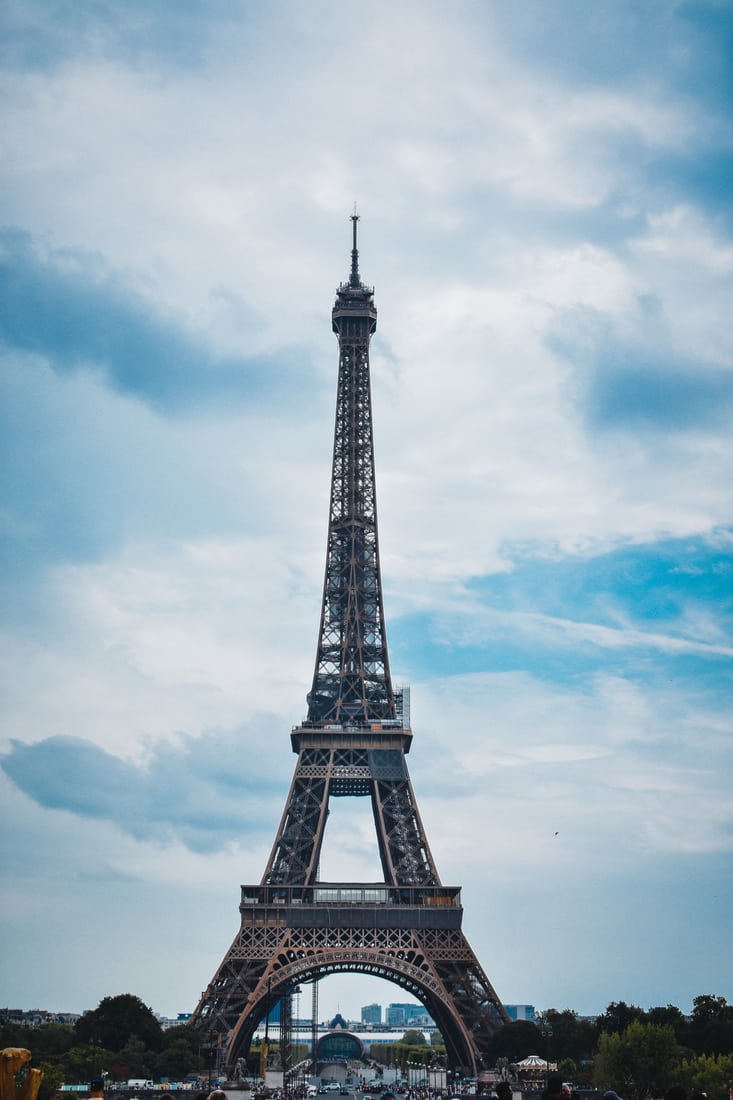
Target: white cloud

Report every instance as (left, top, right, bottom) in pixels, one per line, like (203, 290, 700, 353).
(0, 534, 318, 760)
(1, 0, 731, 1025)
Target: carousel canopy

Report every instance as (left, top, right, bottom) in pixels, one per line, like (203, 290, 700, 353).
(516, 1055, 557, 1071)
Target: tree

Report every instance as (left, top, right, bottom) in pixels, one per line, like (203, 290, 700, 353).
(35, 1062, 64, 1100)
(593, 1021, 681, 1100)
(692, 996, 729, 1026)
(687, 995, 733, 1055)
(0, 1024, 30, 1049)
(26, 1025, 76, 1059)
(485, 1020, 541, 1063)
(0, 1024, 75, 1068)
(75, 995, 162, 1054)
(156, 1025, 204, 1080)
(595, 1002, 647, 1037)
(58, 1044, 117, 1084)
(117, 1036, 154, 1079)
(647, 1006, 686, 1039)
(542, 1009, 596, 1063)
(402, 1030, 427, 1046)
(677, 1052, 733, 1100)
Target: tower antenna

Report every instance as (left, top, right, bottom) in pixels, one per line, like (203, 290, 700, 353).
(350, 204, 360, 287)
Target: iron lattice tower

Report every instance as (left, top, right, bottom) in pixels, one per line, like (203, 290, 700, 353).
(306, 213, 394, 729)
(192, 217, 509, 1077)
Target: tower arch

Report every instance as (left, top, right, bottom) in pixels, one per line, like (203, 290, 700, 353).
(224, 950, 494, 1077)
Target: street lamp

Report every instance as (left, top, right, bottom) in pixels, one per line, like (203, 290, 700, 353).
(538, 1023, 553, 1090)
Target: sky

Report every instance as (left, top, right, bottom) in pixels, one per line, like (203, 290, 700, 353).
(1, 0, 732, 1030)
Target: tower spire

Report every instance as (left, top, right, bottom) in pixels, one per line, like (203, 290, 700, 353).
(349, 206, 360, 287)
(307, 214, 393, 726)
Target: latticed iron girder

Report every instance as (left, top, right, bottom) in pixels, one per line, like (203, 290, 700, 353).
(263, 773, 328, 886)
(263, 739, 438, 888)
(195, 918, 506, 1077)
(308, 323, 394, 725)
(374, 779, 438, 886)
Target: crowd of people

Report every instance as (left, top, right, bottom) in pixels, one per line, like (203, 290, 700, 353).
(495, 1079, 711, 1100)
(87, 1075, 712, 1100)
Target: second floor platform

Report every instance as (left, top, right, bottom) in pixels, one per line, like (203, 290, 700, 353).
(238, 882, 464, 930)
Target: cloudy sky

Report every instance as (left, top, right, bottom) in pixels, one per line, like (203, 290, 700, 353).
(1, 0, 732, 1029)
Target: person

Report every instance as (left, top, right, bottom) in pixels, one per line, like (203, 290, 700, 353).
(603, 1091, 624, 1100)
(544, 1079, 563, 1100)
(208, 1091, 228, 1100)
(495, 1084, 512, 1100)
(89, 1079, 105, 1099)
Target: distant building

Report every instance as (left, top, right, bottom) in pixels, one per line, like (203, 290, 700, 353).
(317, 1030, 366, 1064)
(361, 1003, 382, 1026)
(505, 1004, 536, 1021)
(155, 1012, 194, 1031)
(0, 1009, 81, 1027)
(386, 1003, 434, 1027)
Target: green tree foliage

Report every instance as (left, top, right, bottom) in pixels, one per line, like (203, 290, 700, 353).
(30, 1025, 77, 1058)
(34, 1062, 64, 1100)
(401, 1030, 427, 1046)
(556, 1059, 578, 1083)
(593, 1021, 681, 1100)
(155, 1025, 204, 1080)
(590, 994, 733, 1064)
(485, 1020, 541, 1063)
(4, 988, 732, 1093)
(76, 995, 163, 1054)
(55, 1044, 117, 1083)
(595, 1001, 647, 1037)
(0, 1024, 26, 1049)
(686, 995, 733, 1055)
(542, 1009, 596, 1063)
(0, 1023, 76, 1066)
(117, 1036, 154, 1079)
(677, 1052, 733, 1100)
(370, 1040, 431, 1070)
(647, 1005, 686, 1031)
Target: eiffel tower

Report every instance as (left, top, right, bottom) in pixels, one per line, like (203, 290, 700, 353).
(191, 216, 509, 1077)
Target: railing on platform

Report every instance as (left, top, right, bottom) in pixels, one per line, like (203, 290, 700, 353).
(240, 883, 461, 908)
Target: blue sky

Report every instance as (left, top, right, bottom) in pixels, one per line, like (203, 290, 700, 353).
(1, 0, 732, 1026)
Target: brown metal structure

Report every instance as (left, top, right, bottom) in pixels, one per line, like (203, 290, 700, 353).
(191, 217, 509, 1077)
